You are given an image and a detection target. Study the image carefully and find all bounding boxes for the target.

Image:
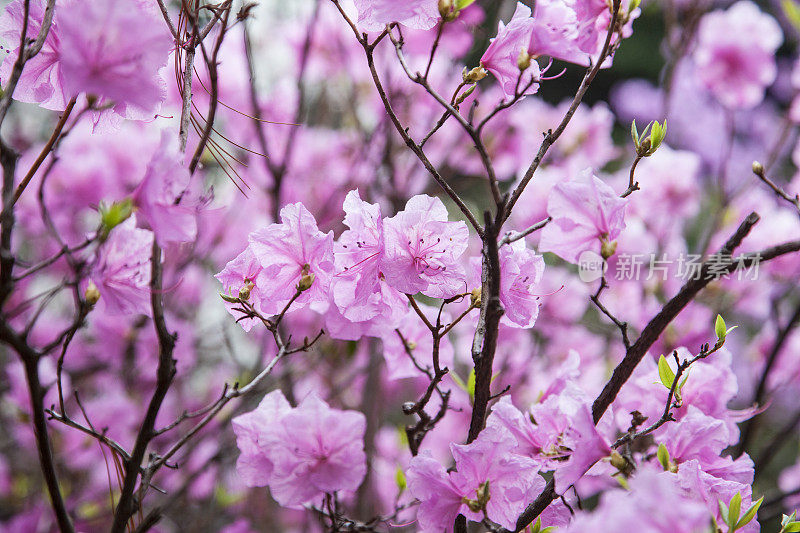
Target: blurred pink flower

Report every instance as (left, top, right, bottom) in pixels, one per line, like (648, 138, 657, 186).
(0, 0, 66, 110)
(89, 217, 153, 316)
(692, 1, 782, 110)
(563, 467, 710, 532)
(132, 132, 196, 247)
(353, 0, 439, 32)
(59, 0, 172, 115)
(380, 303, 453, 380)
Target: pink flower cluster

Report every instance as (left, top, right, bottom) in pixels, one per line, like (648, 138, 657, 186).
(217, 189, 552, 374)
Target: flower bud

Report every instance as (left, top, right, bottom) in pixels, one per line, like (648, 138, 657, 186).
(476, 480, 490, 506)
(297, 272, 315, 292)
(238, 279, 254, 301)
(470, 287, 482, 308)
(517, 48, 531, 71)
(98, 198, 134, 241)
(600, 239, 618, 260)
(609, 451, 628, 472)
(438, 0, 458, 21)
(462, 66, 487, 83)
(752, 160, 764, 175)
(462, 496, 483, 513)
(84, 281, 101, 306)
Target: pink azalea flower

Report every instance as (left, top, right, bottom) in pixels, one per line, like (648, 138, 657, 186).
(267, 393, 367, 507)
(551, 402, 611, 494)
(248, 203, 335, 315)
(692, 1, 782, 110)
(331, 190, 406, 329)
(59, 0, 172, 116)
(215, 246, 268, 332)
(539, 168, 628, 263)
(527, 0, 582, 64)
(381, 195, 469, 298)
(480, 2, 540, 98)
(487, 390, 610, 494)
(353, 0, 439, 32)
(0, 0, 67, 110)
(497, 239, 546, 328)
(660, 407, 754, 486)
(677, 459, 757, 532)
(89, 217, 153, 316)
(132, 132, 197, 247)
(231, 390, 291, 487)
(527, 0, 631, 68)
(407, 427, 546, 531)
(232, 390, 367, 507)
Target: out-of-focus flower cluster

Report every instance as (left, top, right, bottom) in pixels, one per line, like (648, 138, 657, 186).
(1, 0, 800, 532)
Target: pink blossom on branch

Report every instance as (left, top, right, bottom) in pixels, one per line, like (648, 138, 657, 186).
(526, 0, 637, 68)
(248, 203, 335, 315)
(480, 2, 540, 98)
(232, 390, 367, 508)
(331, 190, 406, 328)
(381, 194, 469, 299)
(497, 239, 546, 328)
(215, 246, 268, 332)
(486, 390, 611, 494)
(407, 427, 552, 532)
(539, 168, 628, 263)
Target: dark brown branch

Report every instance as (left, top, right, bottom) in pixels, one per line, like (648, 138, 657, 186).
(591, 211, 761, 423)
(467, 210, 504, 443)
(752, 161, 800, 216)
(11, 96, 77, 206)
(110, 242, 177, 533)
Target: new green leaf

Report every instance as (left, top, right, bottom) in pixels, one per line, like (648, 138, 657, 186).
(657, 354, 675, 389)
(735, 496, 762, 530)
